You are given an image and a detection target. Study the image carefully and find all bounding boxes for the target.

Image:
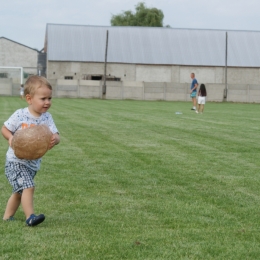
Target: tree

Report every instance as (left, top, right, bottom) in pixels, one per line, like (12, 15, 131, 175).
(111, 2, 164, 27)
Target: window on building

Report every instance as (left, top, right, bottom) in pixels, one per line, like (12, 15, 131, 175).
(91, 75, 102, 80)
(0, 73, 8, 78)
(64, 76, 73, 80)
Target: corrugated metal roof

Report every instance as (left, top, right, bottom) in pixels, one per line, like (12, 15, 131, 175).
(46, 24, 260, 67)
(228, 31, 260, 67)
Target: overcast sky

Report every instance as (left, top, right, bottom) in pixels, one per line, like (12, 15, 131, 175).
(1, 0, 260, 50)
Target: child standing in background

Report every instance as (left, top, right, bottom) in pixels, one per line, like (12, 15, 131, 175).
(20, 84, 24, 99)
(196, 84, 207, 114)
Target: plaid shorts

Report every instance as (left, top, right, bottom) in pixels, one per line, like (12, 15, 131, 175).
(5, 161, 37, 194)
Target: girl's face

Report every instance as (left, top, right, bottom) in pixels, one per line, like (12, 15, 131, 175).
(26, 85, 52, 117)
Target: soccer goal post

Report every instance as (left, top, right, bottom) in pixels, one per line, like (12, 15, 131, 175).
(0, 67, 25, 96)
(0, 66, 24, 84)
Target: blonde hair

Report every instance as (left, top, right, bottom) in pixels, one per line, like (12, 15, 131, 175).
(24, 75, 52, 96)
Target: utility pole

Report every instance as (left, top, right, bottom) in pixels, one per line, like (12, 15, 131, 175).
(224, 31, 228, 101)
(103, 30, 109, 98)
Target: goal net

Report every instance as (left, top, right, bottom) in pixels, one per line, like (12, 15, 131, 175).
(0, 67, 24, 84)
(0, 67, 24, 96)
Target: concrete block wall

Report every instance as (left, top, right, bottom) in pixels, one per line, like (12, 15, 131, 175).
(136, 66, 172, 82)
(206, 84, 226, 102)
(55, 79, 78, 98)
(103, 81, 228, 102)
(79, 80, 101, 99)
(106, 81, 123, 99)
(227, 84, 260, 103)
(47, 61, 260, 86)
(165, 83, 189, 101)
(144, 82, 165, 100)
(248, 85, 260, 103)
(227, 85, 248, 102)
(2, 78, 260, 103)
(122, 81, 143, 100)
(0, 78, 12, 95)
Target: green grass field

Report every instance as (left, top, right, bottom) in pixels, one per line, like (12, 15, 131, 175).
(0, 97, 260, 259)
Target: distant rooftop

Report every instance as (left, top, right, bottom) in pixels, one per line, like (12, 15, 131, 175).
(45, 24, 260, 67)
(0, 37, 40, 52)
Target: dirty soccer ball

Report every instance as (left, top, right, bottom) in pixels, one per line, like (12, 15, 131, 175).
(12, 125, 52, 160)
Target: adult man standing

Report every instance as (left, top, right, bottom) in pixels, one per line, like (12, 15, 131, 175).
(190, 73, 198, 110)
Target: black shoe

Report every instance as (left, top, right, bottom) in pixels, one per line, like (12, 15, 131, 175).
(191, 108, 195, 110)
(26, 214, 45, 226)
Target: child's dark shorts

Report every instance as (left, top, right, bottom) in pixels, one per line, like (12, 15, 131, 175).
(5, 161, 37, 194)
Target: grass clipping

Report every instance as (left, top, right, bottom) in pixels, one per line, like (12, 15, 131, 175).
(12, 124, 52, 160)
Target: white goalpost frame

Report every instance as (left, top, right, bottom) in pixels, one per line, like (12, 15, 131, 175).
(0, 66, 24, 84)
